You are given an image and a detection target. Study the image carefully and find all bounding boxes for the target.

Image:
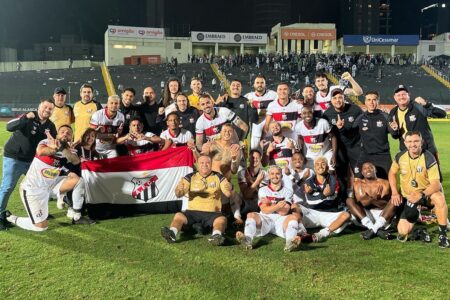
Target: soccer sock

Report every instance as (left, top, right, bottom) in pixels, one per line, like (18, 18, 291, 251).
(285, 220, 299, 241)
(372, 216, 387, 233)
(319, 227, 331, 238)
(244, 218, 257, 239)
(71, 178, 85, 211)
(439, 225, 447, 236)
(212, 229, 222, 236)
(12, 216, 46, 232)
(170, 227, 178, 236)
(298, 223, 307, 236)
(361, 216, 374, 230)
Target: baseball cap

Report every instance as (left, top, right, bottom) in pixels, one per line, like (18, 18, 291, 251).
(331, 88, 344, 97)
(54, 87, 67, 95)
(394, 85, 409, 94)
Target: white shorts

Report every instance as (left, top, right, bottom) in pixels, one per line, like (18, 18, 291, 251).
(300, 205, 347, 234)
(255, 213, 288, 238)
(305, 150, 334, 171)
(20, 177, 66, 224)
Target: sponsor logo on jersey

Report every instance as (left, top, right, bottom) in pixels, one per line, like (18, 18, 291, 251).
(41, 168, 60, 179)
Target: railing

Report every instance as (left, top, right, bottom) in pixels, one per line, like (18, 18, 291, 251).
(210, 63, 231, 95)
(101, 62, 116, 96)
(421, 65, 450, 90)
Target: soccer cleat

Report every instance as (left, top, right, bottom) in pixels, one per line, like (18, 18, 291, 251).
(361, 229, 376, 240)
(208, 234, 225, 246)
(438, 235, 449, 248)
(160, 227, 176, 243)
(397, 234, 408, 243)
(56, 195, 66, 210)
(410, 228, 432, 243)
(66, 208, 75, 219)
(376, 229, 396, 240)
(72, 216, 96, 225)
(5, 210, 17, 225)
(284, 236, 301, 252)
(236, 231, 253, 250)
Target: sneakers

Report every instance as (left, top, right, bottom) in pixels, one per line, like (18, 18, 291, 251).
(312, 231, 327, 243)
(376, 229, 396, 240)
(236, 231, 252, 250)
(160, 227, 176, 243)
(438, 235, 449, 248)
(72, 216, 96, 225)
(208, 233, 225, 246)
(284, 236, 301, 252)
(410, 228, 432, 243)
(361, 229, 376, 240)
(56, 195, 66, 210)
(0, 219, 7, 231)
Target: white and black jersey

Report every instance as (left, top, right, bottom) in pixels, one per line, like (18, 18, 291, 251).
(266, 99, 302, 132)
(314, 85, 345, 114)
(258, 184, 293, 208)
(244, 89, 278, 119)
(90, 108, 125, 152)
(160, 129, 193, 148)
(195, 107, 236, 141)
(295, 118, 332, 162)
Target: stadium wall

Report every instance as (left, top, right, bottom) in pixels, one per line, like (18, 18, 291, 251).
(0, 60, 93, 72)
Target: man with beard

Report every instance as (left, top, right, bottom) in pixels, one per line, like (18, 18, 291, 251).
(138, 86, 165, 135)
(50, 87, 74, 130)
(236, 165, 302, 252)
(119, 87, 141, 134)
(195, 94, 248, 151)
(262, 121, 298, 170)
(244, 75, 278, 149)
(202, 124, 243, 224)
(73, 84, 102, 142)
(216, 79, 258, 141)
(6, 126, 91, 231)
(90, 95, 125, 158)
(0, 99, 57, 231)
(347, 162, 396, 240)
(187, 77, 203, 110)
(314, 72, 362, 116)
(295, 106, 337, 170)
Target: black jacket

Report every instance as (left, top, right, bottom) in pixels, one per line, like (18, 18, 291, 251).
(176, 107, 200, 137)
(389, 101, 446, 155)
(323, 103, 363, 149)
(4, 112, 57, 162)
(120, 102, 142, 134)
(217, 95, 257, 139)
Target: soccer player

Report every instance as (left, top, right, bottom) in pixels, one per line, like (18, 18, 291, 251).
(284, 152, 314, 204)
(235, 165, 302, 252)
(116, 117, 162, 156)
(161, 155, 233, 246)
(73, 83, 102, 142)
(314, 72, 362, 116)
(90, 95, 125, 158)
(295, 106, 337, 170)
(348, 162, 396, 240)
(389, 132, 449, 248)
(160, 112, 196, 152)
(263, 82, 302, 141)
(119, 87, 141, 134)
(0, 98, 56, 231)
(301, 157, 351, 242)
(195, 94, 248, 151)
(6, 126, 91, 231)
(353, 91, 397, 179)
(50, 87, 74, 130)
(262, 121, 298, 169)
(244, 75, 278, 149)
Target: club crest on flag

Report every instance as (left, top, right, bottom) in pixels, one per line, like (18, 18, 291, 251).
(131, 175, 159, 201)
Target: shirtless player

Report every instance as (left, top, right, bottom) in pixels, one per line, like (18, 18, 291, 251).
(202, 124, 243, 224)
(347, 162, 396, 240)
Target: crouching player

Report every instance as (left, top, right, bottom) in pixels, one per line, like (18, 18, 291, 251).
(236, 165, 302, 252)
(161, 155, 232, 246)
(301, 157, 351, 242)
(347, 162, 396, 240)
(6, 126, 90, 231)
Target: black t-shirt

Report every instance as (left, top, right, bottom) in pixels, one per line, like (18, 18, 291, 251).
(217, 95, 257, 139)
(120, 102, 142, 134)
(323, 103, 362, 149)
(138, 101, 164, 135)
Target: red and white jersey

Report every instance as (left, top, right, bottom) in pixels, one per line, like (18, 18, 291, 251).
(295, 118, 332, 161)
(244, 89, 278, 118)
(125, 132, 155, 156)
(21, 139, 69, 194)
(160, 128, 193, 148)
(265, 137, 297, 169)
(258, 184, 293, 208)
(90, 108, 125, 152)
(195, 107, 236, 141)
(266, 99, 302, 131)
(314, 85, 345, 113)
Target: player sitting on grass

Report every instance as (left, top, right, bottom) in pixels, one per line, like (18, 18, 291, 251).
(236, 165, 302, 252)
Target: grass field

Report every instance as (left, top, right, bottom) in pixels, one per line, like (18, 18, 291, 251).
(0, 122, 449, 299)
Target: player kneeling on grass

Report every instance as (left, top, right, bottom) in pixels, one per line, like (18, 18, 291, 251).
(6, 126, 92, 231)
(347, 162, 396, 240)
(236, 165, 302, 252)
(389, 131, 449, 248)
(161, 155, 232, 246)
(301, 156, 351, 242)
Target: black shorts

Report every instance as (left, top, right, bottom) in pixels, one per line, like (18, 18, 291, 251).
(184, 210, 224, 229)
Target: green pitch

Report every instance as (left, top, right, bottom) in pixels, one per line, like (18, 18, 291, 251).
(0, 122, 449, 299)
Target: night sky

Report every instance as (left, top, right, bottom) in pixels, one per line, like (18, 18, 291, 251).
(0, 0, 447, 49)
